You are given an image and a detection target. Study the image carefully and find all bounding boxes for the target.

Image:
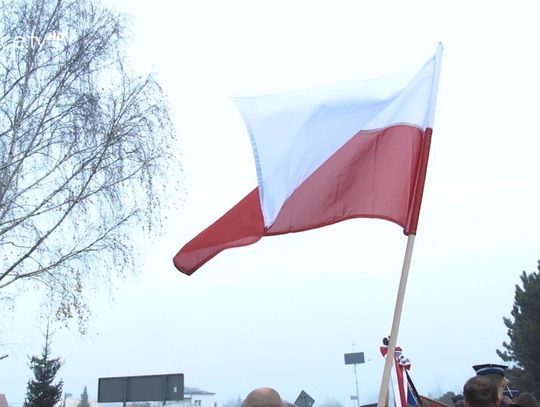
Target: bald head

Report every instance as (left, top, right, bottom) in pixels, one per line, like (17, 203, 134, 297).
(243, 388, 284, 407)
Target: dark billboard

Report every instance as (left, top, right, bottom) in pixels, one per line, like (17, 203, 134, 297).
(98, 373, 184, 403)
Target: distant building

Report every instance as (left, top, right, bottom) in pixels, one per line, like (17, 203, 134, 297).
(154, 386, 216, 407)
(183, 386, 216, 407)
(61, 386, 215, 407)
(64, 396, 100, 407)
(0, 394, 8, 407)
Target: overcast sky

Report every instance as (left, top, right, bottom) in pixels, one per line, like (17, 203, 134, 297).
(2, 0, 540, 406)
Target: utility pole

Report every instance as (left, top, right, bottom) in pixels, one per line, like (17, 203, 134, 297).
(353, 361, 360, 407)
(344, 345, 365, 407)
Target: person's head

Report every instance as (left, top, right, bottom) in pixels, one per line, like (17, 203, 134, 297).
(473, 364, 509, 400)
(242, 388, 284, 407)
(463, 376, 501, 407)
(515, 393, 540, 407)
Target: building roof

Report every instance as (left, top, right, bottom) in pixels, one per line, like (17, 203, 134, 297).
(0, 394, 8, 407)
(185, 387, 215, 395)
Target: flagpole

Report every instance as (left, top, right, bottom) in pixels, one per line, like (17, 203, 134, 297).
(376, 234, 416, 407)
(376, 43, 443, 407)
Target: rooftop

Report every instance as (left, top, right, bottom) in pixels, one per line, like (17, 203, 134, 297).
(185, 387, 215, 395)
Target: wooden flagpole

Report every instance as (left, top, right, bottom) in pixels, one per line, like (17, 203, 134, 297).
(376, 234, 416, 407)
(376, 43, 442, 407)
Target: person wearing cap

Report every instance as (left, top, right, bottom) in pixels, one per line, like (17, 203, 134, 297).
(473, 364, 511, 406)
(463, 376, 500, 407)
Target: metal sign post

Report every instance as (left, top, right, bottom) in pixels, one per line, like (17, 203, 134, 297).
(344, 351, 365, 407)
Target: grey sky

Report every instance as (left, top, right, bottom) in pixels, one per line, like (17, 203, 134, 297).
(2, 0, 540, 406)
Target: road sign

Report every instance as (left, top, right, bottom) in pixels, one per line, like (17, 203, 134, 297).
(98, 373, 184, 403)
(344, 352, 365, 365)
(295, 390, 315, 407)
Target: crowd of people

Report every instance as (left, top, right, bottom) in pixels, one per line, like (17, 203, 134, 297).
(457, 363, 538, 407)
(240, 363, 538, 407)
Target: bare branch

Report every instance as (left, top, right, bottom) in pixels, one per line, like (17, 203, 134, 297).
(0, 0, 180, 330)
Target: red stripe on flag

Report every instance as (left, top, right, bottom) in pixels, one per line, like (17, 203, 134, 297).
(173, 188, 265, 275)
(174, 124, 429, 275)
(405, 127, 433, 234)
(267, 125, 424, 235)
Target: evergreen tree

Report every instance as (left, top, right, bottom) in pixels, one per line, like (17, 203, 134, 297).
(78, 386, 90, 407)
(23, 326, 63, 407)
(497, 260, 540, 396)
(436, 391, 457, 406)
(222, 396, 244, 407)
(222, 396, 243, 407)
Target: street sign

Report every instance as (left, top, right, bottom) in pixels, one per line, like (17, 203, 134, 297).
(344, 352, 365, 365)
(295, 391, 315, 407)
(98, 373, 184, 403)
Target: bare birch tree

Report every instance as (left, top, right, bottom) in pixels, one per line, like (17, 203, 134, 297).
(0, 0, 178, 329)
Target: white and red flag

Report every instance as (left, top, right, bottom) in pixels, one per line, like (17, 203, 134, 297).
(174, 45, 443, 275)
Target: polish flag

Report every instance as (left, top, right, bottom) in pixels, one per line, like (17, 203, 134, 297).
(174, 45, 443, 275)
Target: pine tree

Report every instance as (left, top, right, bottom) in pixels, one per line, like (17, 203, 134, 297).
(23, 326, 63, 407)
(497, 260, 540, 396)
(78, 386, 90, 407)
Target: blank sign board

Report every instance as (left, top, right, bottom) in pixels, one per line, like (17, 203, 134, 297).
(98, 373, 184, 403)
(344, 352, 365, 365)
